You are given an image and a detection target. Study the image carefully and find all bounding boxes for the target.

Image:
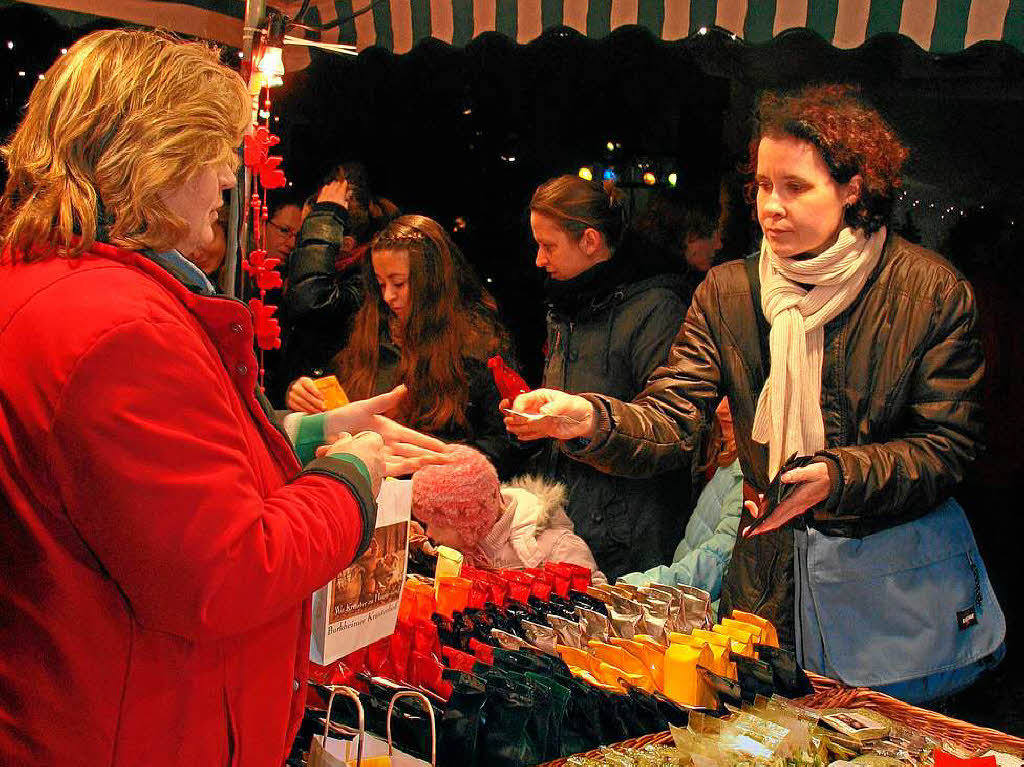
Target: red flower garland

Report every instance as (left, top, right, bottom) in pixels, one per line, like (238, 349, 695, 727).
(241, 89, 287, 382)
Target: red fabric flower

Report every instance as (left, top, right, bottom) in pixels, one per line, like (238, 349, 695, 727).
(248, 298, 281, 351)
(243, 126, 287, 190)
(255, 269, 282, 291)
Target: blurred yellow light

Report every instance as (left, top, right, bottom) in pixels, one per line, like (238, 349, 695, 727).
(257, 46, 284, 77)
(643, 172, 657, 185)
(578, 167, 594, 181)
(668, 173, 678, 187)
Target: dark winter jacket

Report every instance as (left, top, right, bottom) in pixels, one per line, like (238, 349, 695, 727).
(540, 270, 689, 581)
(567, 235, 984, 649)
(273, 202, 364, 405)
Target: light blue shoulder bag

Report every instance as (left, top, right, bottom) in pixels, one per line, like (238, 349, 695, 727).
(793, 498, 1005, 704)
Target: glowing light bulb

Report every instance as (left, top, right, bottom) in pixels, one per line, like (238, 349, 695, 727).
(642, 171, 657, 185)
(603, 168, 617, 182)
(578, 167, 594, 181)
(668, 173, 678, 187)
(606, 141, 615, 152)
(257, 46, 284, 78)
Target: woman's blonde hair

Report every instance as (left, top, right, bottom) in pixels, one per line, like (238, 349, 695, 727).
(0, 28, 250, 259)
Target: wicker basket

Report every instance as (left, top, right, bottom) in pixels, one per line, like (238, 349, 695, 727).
(539, 672, 1024, 766)
(538, 730, 675, 767)
(796, 671, 1024, 756)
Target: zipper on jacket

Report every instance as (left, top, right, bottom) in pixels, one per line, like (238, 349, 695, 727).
(561, 321, 574, 391)
(750, 549, 780, 614)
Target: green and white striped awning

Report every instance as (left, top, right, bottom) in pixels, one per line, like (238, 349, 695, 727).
(17, 0, 1024, 55)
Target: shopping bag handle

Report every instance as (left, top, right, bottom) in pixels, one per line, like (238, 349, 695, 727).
(323, 685, 365, 766)
(386, 690, 437, 766)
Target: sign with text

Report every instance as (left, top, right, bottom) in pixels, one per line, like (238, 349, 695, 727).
(311, 479, 411, 665)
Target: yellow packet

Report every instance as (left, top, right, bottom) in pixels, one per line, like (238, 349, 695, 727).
(663, 643, 712, 706)
(433, 545, 463, 595)
(313, 375, 349, 410)
(731, 610, 780, 648)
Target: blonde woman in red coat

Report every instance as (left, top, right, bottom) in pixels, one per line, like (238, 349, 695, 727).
(0, 30, 445, 766)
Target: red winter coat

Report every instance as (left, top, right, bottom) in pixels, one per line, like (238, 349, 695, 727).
(0, 242, 376, 766)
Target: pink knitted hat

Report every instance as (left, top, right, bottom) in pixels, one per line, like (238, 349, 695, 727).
(411, 444, 503, 547)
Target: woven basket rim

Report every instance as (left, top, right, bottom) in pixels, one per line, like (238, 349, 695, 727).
(539, 672, 1024, 765)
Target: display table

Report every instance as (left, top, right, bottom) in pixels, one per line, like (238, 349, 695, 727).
(539, 672, 1024, 766)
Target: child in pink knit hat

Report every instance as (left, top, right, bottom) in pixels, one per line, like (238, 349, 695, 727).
(411, 444, 605, 581)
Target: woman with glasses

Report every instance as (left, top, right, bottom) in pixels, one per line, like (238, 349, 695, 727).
(265, 198, 303, 265)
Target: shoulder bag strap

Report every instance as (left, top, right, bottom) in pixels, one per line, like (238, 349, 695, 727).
(743, 255, 771, 379)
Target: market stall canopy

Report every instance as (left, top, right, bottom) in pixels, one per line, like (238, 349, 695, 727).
(15, 0, 1024, 56)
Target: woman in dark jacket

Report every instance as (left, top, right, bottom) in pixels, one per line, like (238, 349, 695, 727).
(289, 214, 526, 479)
(522, 175, 689, 580)
(274, 164, 399, 406)
(507, 86, 993, 694)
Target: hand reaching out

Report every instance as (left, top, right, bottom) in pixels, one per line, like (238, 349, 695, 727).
(501, 388, 597, 441)
(323, 385, 452, 476)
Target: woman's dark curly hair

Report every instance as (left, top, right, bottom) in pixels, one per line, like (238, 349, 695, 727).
(747, 84, 908, 235)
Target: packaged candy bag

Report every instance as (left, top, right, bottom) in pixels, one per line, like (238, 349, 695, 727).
(488, 355, 531, 401)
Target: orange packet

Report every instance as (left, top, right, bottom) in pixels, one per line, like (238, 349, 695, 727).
(313, 375, 349, 410)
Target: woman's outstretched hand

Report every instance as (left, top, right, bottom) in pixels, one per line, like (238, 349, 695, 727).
(323, 385, 452, 476)
(501, 388, 597, 441)
(742, 460, 832, 537)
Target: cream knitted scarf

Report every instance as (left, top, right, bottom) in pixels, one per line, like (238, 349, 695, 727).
(752, 226, 886, 479)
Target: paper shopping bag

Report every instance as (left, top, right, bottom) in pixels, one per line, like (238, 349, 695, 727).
(310, 687, 435, 767)
(312, 479, 412, 665)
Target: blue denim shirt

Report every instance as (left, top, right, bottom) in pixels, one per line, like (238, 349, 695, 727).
(145, 249, 215, 296)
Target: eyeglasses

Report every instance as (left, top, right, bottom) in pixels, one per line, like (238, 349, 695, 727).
(268, 220, 299, 240)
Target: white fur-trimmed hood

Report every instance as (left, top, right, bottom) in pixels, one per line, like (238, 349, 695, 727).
(501, 474, 573, 537)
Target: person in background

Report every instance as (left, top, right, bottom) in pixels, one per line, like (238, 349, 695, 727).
(515, 174, 690, 581)
(617, 393, 742, 609)
(289, 214, 527, 479)
(628, 185, 723, 305)
(411, 444, 605, 581)
(258, 195, 306, 402)
(273, 162, 400, 406)
(265, 196, 304, 266)
(0, 30, 445, 766)
(505, 86, 989, 686)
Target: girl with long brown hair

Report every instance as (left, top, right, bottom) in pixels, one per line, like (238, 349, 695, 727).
(288, 214, 526, 478)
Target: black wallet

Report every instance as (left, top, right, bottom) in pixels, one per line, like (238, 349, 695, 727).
(742, 452, 816, 537)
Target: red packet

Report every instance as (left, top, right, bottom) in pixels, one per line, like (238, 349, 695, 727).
(934, 752, 998, 767)
(469, 638, 495, 666)
(442, 645, 478, 673)
(488, 355, 531, 401)
(498, 570, 535, 604)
